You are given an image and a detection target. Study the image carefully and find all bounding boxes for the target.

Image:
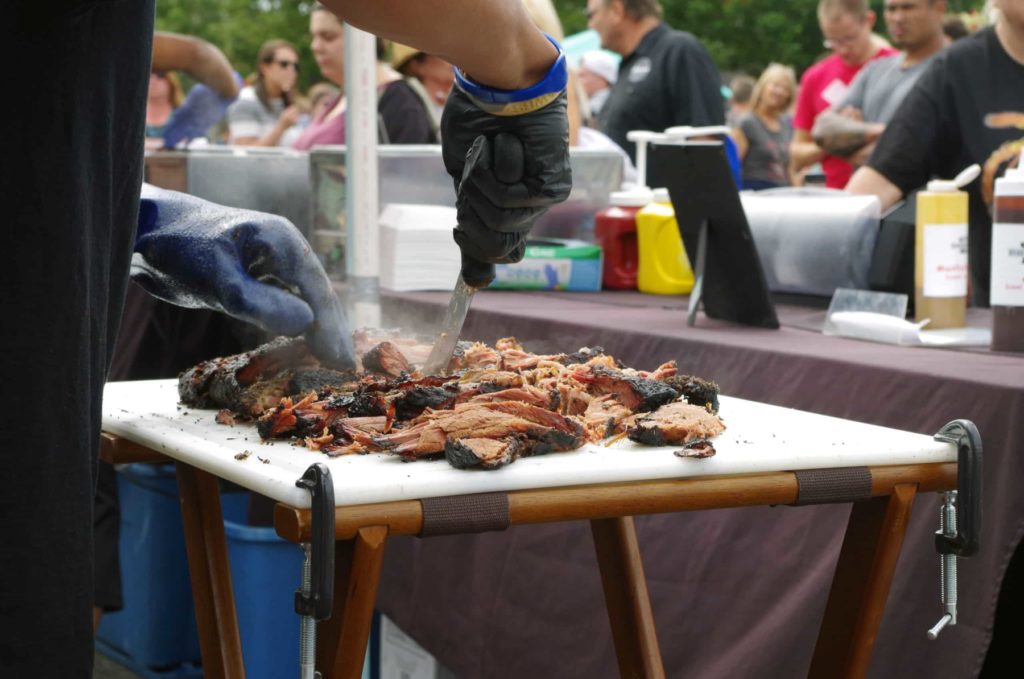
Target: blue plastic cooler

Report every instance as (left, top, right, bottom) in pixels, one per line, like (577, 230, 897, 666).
(97, 464, 202, 673)
(98, 464, 371, 679)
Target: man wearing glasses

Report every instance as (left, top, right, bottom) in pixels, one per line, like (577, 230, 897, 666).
(790, 0, 897, 188)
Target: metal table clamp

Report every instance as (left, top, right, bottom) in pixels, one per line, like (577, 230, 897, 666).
(295, 463, 336, 678)
(928, 420, 982, 640)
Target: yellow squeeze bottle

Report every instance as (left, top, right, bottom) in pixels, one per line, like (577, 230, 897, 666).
(914, 165, 979, 329)
(637, 188, 694, 295)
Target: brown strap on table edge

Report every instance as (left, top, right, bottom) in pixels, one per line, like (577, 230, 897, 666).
(791, 467, 872, 506)
(419, 492, 511, 537)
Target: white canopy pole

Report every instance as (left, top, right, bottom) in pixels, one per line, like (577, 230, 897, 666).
(344, 23, 381, 330)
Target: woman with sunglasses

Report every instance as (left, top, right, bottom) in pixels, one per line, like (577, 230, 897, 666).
(228, 39, 303, 146)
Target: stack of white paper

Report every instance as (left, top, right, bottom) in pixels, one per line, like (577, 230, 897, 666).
(379, 204, 461, 291)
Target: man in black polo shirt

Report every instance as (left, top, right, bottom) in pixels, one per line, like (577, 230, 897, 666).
(587, 0, 725, 161)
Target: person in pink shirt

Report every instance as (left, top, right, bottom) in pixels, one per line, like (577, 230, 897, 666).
(292, 6, 348, 150)
(789, 0, 897, 188)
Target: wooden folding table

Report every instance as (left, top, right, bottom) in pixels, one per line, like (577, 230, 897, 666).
(101, 379, 977, 679)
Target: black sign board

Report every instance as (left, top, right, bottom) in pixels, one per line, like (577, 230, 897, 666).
(647, 141, 779, 329)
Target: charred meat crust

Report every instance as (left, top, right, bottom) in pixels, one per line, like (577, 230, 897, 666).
(560, 346, 610, 366)
(445, 436, 522, 469)
(288, 368, 357, 396)
(361, 341, 413, 377)
(627, 402, 726, 448)
(628, 424, 668, 447)
(663, 375, 720, 413)
(178, 336, 312, 410)
(675, 438, 717, 458)
(393, 385, 460, 420)
(573, 365, 678, 412)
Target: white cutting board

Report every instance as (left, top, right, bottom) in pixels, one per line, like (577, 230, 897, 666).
(102, 380, 956, 509)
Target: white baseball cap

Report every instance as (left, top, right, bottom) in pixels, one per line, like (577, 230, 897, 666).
(578, 50, 618, 86)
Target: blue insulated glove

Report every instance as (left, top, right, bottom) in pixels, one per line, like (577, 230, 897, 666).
(162, 74, 240, 149)
(440, 35, 572, 266)
(132, 184, 354, 369)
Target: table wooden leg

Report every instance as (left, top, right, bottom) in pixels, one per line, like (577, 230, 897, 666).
(808, 483, 918, 679)
(591, 517, 665, 679)
(317, 525, 388, 679)
(176, 463, 245, 679)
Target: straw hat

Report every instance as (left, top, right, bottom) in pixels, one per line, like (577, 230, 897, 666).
(390, 42, 422, 70)
(578, 50, 618, 86)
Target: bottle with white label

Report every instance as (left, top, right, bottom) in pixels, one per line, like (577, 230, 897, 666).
(991, 165, 1024, 353)
(915, 165, 979, 329)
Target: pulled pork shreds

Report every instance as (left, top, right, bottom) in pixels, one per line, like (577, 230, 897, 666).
(179, 333, 725, 468)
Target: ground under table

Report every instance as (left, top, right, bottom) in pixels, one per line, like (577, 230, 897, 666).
(101, 379, 969, 678)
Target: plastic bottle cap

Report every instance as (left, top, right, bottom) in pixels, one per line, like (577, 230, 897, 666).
(926, 164, 981, 192)
(609, 187, 654, 207)
(652, 187, 671, 203)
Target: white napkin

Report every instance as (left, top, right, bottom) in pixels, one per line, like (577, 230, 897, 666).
(827, 311, 991, 347)
(379, 204, 461, 291)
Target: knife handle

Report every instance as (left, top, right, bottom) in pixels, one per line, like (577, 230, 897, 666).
(461, 254, 495, 288)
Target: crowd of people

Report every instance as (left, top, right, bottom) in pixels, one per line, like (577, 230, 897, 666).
(146, 1, 1016, 200)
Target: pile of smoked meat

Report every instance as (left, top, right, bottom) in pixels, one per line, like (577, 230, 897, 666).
(178, 330, 726, 470)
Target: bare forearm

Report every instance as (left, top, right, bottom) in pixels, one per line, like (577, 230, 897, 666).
(320, 0, 557, 90)
(812, 110, 881, 157)
(730, 128, 749, 161)
(789, 136, 824, 170)
(152, 32, 238, 99)
(846, 166, 903, 211)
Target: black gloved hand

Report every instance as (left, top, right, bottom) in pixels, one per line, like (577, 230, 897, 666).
(440, 35, 572, 269)
(132, 184, 354, 369)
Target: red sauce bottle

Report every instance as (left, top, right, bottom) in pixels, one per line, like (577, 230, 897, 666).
(594, 188, 652, 290)
(991, 167, 1024, 353)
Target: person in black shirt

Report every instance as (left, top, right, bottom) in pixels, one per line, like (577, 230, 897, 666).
(847, 2, 1024, 304)
(2, 1, 571, 675)
(586, 0, 725, 161)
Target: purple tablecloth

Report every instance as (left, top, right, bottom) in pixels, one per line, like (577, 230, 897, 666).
(374, 289, 1023, 678)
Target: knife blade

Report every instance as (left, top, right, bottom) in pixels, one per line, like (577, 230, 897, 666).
(422, 133, 525, 375)
(421, 271, 484, 375)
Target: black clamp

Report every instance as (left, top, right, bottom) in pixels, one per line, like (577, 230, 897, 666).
(294, 463, 336, 620)
(933, 420, 982, 558)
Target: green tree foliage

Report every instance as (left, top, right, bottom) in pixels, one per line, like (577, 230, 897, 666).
(155, 0, 989, 92)
(555, 0, 987, 79)
(156, 0, 321, 91)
